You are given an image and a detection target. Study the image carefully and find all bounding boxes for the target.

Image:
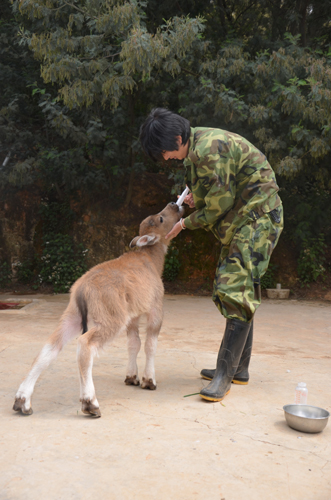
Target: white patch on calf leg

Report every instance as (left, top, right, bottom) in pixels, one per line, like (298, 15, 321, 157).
(77, 342, 101, 418)
(125, 317, 141, 386)
(15, 343, 60, 412)
(141, 309, 162, 390)
(77, 321, 127, 417)
(13, 312, 81, 414)
(141, 334, 158, 389)
(77, 341, 99, 408)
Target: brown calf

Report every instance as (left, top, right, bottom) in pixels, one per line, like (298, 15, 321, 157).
(13, 202, 184, 417)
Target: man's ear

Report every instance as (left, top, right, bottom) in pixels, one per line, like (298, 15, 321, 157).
(134, 234, 161, 247)
(129, 236, 140, 248)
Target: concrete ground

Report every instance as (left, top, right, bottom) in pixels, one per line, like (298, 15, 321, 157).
(0, 293, 330, 500)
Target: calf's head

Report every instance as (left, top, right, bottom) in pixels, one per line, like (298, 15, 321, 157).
(130, 202, 184, 249)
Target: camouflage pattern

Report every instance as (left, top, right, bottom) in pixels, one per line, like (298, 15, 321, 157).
(183, 127, 283, 322)
(183, 128, 282, 244)
(212, 206, 283, 322)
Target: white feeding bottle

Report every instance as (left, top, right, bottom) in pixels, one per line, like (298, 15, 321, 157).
(294, 382, 308, 404)
(176, 186, 190, 207)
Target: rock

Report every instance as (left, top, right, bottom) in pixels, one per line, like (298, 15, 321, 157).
(267, 288, 290, 299)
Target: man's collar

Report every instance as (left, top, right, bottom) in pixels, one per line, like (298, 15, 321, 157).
(184, 128, 199, 164)
(188, 127, 195, 152)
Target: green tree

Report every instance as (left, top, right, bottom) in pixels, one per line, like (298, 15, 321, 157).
(1, 0, 331, 258)
(0, 1, 43, 185)
(8, 0, 203, 203)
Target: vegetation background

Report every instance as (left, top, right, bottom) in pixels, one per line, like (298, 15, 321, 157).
(0, 0, 330, 298)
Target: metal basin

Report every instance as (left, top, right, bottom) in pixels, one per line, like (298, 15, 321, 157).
(283, 404, 329, 433)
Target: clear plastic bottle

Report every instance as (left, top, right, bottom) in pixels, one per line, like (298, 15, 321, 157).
(294, 382, 308, 404)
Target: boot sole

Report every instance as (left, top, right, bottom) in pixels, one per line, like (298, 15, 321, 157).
(201, 375, 249, 385)
(199, 389, 231, 402)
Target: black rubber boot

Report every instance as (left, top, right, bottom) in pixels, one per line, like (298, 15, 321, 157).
(200, 318, 251, 402)
(200, 321, 253, 385)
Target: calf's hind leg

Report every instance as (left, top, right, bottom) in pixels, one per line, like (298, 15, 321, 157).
(77, 322, 125, 417)
(77, 326, 103, 417)
(13, 311, 81, 415)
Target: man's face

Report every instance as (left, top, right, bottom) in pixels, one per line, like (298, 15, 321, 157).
(162, 136, 189, 161)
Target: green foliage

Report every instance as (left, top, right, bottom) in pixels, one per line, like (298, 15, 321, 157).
(260, 264, 277, 290)
(15, 259, 37, 285)
(3, 0, 331, 200)
(168, 167, 186, 195)
(279, 176, 331, 244)
(0, 262, 12, 288)
(163, 244, 181, 282)
(38, 234, 88, 293)
(0, 3, 48, 193)
(1, 0, 331, 275)
(297, 235, 327, 286)
(35, 201, 88, 293)
(0, 201, 89, 292)
(1, 0, 205, 204)
(39, 201, 74, 234)
(180, 41, 331, 190)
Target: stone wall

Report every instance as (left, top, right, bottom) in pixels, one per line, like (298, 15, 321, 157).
(0, 172, 179, 269)
(0, 172, 296, 291)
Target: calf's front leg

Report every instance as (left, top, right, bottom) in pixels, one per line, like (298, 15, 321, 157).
(141, 310, 162, 390)
(125, 317, 141, 386)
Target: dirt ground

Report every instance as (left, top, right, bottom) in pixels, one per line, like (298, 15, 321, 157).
(0, 293, 330, 500)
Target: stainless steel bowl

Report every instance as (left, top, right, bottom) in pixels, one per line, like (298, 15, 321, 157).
(283, 404, 330, 433)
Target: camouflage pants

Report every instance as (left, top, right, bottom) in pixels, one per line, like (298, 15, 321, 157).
(212, 206, 284, 322)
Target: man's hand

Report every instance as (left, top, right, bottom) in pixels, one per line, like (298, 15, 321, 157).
(183, 193, 195, 208)
(165, 220, 184, 241)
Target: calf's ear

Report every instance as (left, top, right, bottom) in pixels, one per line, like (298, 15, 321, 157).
(129, 236, 140, 248)
(135, 233, 161, 247)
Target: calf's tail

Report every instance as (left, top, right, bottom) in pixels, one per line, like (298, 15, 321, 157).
(76, 289, 88, 334)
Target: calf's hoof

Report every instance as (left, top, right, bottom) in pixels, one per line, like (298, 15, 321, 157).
(125, 375, 140, 386)
(80, 399, 101, 418)
(13, 397, 33, 415)
(141, 377, 156, 390)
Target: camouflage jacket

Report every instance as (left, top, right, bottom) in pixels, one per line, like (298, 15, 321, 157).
(183, 127, 282, 245)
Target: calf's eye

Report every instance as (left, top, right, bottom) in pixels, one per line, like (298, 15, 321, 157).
(160, 216, 163, 223)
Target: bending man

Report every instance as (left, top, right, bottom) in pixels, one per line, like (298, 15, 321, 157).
(140, 108, 283, 402)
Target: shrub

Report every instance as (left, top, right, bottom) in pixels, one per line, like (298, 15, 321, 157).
(0, 261, 12, 288)
(38, 234, 88, 293)
(297, 235, 327, 286)
(15, 259, 37, 284)
(260, 263, 277, 290)
(163, 245, 181, 282)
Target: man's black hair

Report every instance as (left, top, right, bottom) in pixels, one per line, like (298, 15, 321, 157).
(140, 108, 191, 162)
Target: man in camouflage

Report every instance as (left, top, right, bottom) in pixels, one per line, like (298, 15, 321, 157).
(140, 108, 283, 402)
